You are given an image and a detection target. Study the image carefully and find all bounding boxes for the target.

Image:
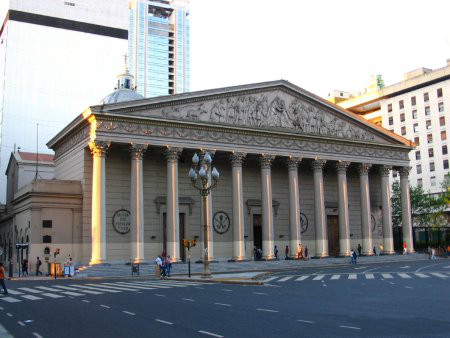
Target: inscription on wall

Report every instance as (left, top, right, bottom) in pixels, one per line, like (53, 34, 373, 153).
(112, 209, 131, 234)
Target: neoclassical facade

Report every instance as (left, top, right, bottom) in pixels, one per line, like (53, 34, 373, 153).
(47, 81, 415, 265)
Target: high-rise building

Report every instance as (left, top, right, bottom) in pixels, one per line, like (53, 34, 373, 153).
(129, 0, 190, 98)
(0, 0, 130, 202)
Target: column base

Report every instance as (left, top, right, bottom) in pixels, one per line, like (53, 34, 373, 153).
(228, 257, 249, 262)
(313, 254, 329, 259)
(195, 259, 219, 264)
(89, 260, 109, 266)
(128, 259, 149, 265)
(380, 251, 396, 255)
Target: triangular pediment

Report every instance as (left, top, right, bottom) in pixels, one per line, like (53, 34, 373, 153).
(98, 81, 410, 146)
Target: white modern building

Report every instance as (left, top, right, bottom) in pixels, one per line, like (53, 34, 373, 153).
(334, 60, 450, 195)
(0, 0, 130, 202)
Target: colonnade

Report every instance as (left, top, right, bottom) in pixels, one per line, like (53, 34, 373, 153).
(88, 141, 414, 265)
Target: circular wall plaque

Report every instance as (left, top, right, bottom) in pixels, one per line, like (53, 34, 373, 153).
(300, 213, 308, 233)
(371, 214, 377, 232)
(113, 209, 131, 234)
(213, 211, 230, 234)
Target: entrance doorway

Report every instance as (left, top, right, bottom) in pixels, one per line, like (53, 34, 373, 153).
(163, 213, 186, 262)
(253, 214, 262, 258)
(327, 215, 340, 256)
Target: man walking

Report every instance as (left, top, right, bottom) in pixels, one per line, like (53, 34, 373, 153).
(285, 245, 289, 260)
(0, 263, 8, 295)
(274, 246, 279, 260)
(36, 257, 43, 276)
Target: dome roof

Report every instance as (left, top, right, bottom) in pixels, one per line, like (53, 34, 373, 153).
(100, 89, 144, 105)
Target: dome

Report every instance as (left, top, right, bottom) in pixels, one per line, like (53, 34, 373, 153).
(100, 89, 144, 104)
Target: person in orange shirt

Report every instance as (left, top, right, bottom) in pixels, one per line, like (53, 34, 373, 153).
(0, 263, 8, 295)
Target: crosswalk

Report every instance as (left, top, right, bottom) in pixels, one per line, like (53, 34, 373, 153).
(264, 271, 450, 283)
(0, 280, 205, 303)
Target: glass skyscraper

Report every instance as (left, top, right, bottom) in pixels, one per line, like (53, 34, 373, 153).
(129, 0, 190, 98)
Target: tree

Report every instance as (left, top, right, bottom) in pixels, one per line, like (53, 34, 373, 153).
(391, 180, 447, 228)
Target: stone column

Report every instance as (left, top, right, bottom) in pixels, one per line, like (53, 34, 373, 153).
(130, 144, 147, 263)
(230, 152, 247, 261)
(358, 163, 373, 255)
(312, 159, 328, 258)
(380, 165, 395, 254)
(287, 156, 302, 258)
(260, 154, 275, 260)
(399, 167, 415, 253)
(89, 140, 110, 265)
(336, 161, 351, 257)
(200, 150, 215, 261)
(165, 147, 182, 262)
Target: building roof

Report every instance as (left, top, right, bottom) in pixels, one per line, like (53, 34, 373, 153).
(5, 151, 54, 176)
(100, 89, 144, 105)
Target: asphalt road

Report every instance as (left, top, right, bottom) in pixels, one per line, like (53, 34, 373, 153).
(0, 259, 449, 338)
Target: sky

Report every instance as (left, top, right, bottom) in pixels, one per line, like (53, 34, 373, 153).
(189, 0, 450, 98)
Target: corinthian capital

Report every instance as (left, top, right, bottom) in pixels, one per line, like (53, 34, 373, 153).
(165, 146, 183, 161)
(259, 154, 275, 169)
(286, 156, 302, 170)
(357, 163, 372, 176)
(311, 159, 327, 172)
(130, 143, 147, 160)
(89, 140, 110, 157)
(379, 165, 392, 177)
(335, 161, 351, 174)
(398, 166, 411, 178)
(230, 152, 246, 167)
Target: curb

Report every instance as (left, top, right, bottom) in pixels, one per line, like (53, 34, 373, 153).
(166, 277, 263, 285)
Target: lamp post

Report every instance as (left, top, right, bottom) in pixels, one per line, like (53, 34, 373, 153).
(189, 152, 219, 278)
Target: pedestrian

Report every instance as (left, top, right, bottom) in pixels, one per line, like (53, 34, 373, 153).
(285, 245, 289, 260)
(36, 257, 43, 276)
(22, 258, 28, 276)
(0, 263, 7, 295)
(304, 246, 308, 260)
(379, 244, 384, 255)
(253, 247, 257, 261)
(431, 248, 436, 260)
(403, 241, 407, 255)
(373, 246, 377, 256)
(352, 250, 357, 264)
(297, 244, 303, 260)
(428, 246, 432, 259)
(274, 245, 278, 260)
(357, 244, 362, 256)
(165, 256, 172, 277)
(350, 249, 355, 264)
(155, 255, 164, 278)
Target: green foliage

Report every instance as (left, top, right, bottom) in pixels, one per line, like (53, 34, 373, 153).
(391, 179, 448, 228)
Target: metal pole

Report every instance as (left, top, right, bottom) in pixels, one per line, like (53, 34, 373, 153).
(188, 247, 191, 278)
(202, 193, 211, 278)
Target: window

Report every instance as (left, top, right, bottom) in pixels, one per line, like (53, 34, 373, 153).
(417, 178, 423, 186)
(437, 88, 443, 98)
(440, 116, 446, 126)
(441, 131, 447, 141)
(444, 159, 449, 170)
(400, 113, 405, 122)
(388, 116, 394, 125)
(416, 164, 422, 174)
(428, 148, 434, 158)
(443, 145, 448, 155)
(427, 134, 433, 144)
(414, 137, 420, 146)
(415, 151, 421, 160)
(411, 96, 416, 106)
(412, 110, 418, 119)
(431, 176, 436, 186)
(401, 126, 406, 135)
(424, 92, 429, 102)
(430, 162, 435, 172)
(413, 123, 419, 133)
(426, 120, 432, 130)
(438, 102, 444, 112)
(425, 106, 431, 116)
(42, 220, 52, 228)
(43, 235, 52, 243)
(399, 100, 404, 109)
(387, 103, 392, 112)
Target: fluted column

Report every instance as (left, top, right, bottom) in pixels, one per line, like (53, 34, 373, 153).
(312, 159, 328, 258)
(165, 147, 182, 262)
(200, 150, 215, 261)
(89, 140, 110, 265)
(358, 163, 373, 255)
(230, 152, 246, 261)
(260, 154, 275, 260)
(287, 156, 302, 258)
(380, 166, 395, 254)
(130, 144, 147, 263)
(336, 161, 351, 256)
(399, 167, 415, 253)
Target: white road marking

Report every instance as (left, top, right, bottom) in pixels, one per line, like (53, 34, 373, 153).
(414, 273, 429, 278)
(416, 264, 439, 272)
(221, 289, 233, 292)
(70, 285, 121, 293)
(60, 291, 84, 297)
(196, 287, 205, 290)
(277, 276, 294, 282)
(365, 274, 374, 279)
(54, 286, 102, 295)
(87, 284, 139, 291)
(17, 321, 25, 327)
(155, 294, 166, 297)
(262, 277, 278, 282)
(354, 266, 367, 270)
(18, 288, 42, 294)
(155, 319, 173, 325)
(340, 325, 361, 330)
(35, 287, 63, 292)
(21, 295, 42, 301)
(109, 282, 156, 290)
(6, 313, 12, 317)
(32, 333, 44, 338)
(405, 286, 414, 289)
(295, 275, 309, 281)
(24, 320, 33, 323)
(348, 274, 357, 280)
(398, 273, 411, 279)
(389, 282, 395, 285)
(123, 311, 135, 316)
(100, 305, 110, 309)
(41, 293, 64, 299)
(182, 298, 194, 301)
(1, 297, 21, 303)
(443, 266, 450, 269)
(400, 266, 410, 269)
(0, 306, 3, 310)
(297, 319, 315, 323)
(312, 275, 325, 281)
(214, 303, 231, 307)
(330, 275, 341, 280)
(253, 292, 267, 295)
(363, 267, 380, 273)
(382, 273, 393, 279)
(430, 273, 447, 278)
(198, 330, 224, 337)
(257, 308, 279, 313)
(82, 300, 90, 303)
(5, 289, 23, 295)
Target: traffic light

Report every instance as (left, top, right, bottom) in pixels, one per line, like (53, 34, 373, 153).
(191, 239, 196, 247)
(54, 248, 60, 257)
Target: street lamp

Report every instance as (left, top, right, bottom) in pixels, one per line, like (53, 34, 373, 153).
(189, 151, 219, 278)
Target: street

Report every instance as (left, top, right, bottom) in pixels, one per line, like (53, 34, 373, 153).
(0, 259, 449, 337)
